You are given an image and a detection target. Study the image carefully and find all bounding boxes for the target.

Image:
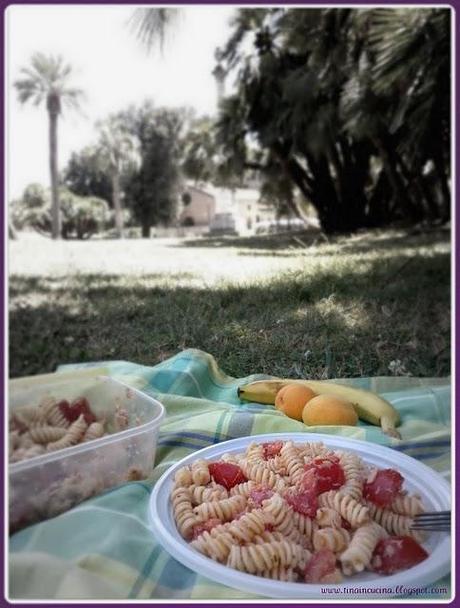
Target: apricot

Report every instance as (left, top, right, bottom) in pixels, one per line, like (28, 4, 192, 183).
(275, 384, 317, 421)
(302, 394, 358, 426)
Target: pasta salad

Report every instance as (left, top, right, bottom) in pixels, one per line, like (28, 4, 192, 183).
(9, 394, 131, 463)
(171, 440, 429, 584)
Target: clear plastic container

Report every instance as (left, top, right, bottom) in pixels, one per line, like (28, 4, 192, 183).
(9, 370, 165, 533)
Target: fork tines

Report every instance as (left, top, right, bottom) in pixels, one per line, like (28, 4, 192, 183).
(411, 510, 451, 531)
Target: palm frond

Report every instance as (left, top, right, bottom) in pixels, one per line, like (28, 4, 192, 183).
(366, 7, 450, 157)
(96, 114, 139, 174)
(14, 52, 84, 114)
(61, 87, 85, 111)
(13, 78, 45, 105)
(368, 8, 449, 90)
(129, 7, 180, 52)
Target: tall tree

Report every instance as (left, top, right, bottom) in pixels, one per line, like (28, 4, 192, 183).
(14, 53, 83, 239)
(123, 102, 184, 237)
(63, 146, 113, 203)
(180, 114, 242, 188)
(367, 8, 451, 220)
(217, 8, 450, 233)
(96, 115, 138, 238)
(181, 116, 217, 184)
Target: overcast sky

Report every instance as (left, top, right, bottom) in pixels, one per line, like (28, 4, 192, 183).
(6, 5, 236, 199)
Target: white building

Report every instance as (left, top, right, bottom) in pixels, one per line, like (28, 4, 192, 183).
(178, 183, 277, 235)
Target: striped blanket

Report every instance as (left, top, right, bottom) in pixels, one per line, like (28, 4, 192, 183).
(9, 349, 451, 600)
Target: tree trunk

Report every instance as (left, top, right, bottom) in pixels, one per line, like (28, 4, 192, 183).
(306, 154, 344, 233)
(9, 221, 17, 240)
(432, 151, 451, 222)
(270, 145, 313, 222)
(373, 134, 421, 223)
(49, 110, 60, 239)
(398, 156, 440, 221)
(112, 172, 124, 238)
(367, 169, 392, 226)
(141, 222, 150, 238)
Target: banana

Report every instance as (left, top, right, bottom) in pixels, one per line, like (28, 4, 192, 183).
(238, 379, 401, 439)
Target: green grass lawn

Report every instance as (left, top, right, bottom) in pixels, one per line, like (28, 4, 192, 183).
(9, 227, 451, 379)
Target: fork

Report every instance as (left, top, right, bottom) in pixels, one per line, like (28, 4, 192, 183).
(410, 511, 451, 532)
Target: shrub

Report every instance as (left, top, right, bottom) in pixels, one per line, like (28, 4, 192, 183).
(10, 184, 109, 239)
(60, 191, 109, 239)
(10, 184, 49, 231)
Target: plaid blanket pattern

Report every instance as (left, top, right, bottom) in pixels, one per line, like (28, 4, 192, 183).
(9, 349, 451, 600)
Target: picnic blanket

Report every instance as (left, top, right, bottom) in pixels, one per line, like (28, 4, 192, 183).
(9, 349, 451, 600)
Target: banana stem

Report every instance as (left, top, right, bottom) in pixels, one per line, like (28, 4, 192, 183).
(381, 416, 402, 439)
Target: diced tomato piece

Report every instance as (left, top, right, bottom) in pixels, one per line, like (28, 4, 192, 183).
(341, 517, 352, 530)
(262, 441, 283, 459)
(285, 487, 318, 517)
(208, 462, 247, 490)
(248, 486, 274, 507)
(363, 469, 404, 507)
(264, 522, 275, 532)
(191, 518, 221, 539)
(303, 458, 345, 494)
(371, 536, 429, 575)
(59, 397, 97, 425)
(57, 400, 71, 420)
(304, 549, 337, 583)
(71, 397, 97, 424)
(289, 468, 319, 516)
(299, 468, 319, 493)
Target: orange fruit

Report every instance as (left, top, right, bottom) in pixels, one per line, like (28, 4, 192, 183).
(275, 384, 317, 421)
(302, 394, 358, 426)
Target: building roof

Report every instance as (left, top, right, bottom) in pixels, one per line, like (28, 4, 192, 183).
(183, 183, 215, 200)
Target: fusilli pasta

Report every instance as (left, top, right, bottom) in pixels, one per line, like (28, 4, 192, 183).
(174, 466, 193, 487)
(9, 393, 119, 464)
(172, 486, 200, 540)
(280, 441, 305, 484)
(191, 459, 211, 485)
(340, 523, 387, 575)
(190, 483, 229, 505)
(193, 495, 246, 522)
(313, 527, 351, 553)
(338, 451, 364, 500)
(390, 493, 424, 517)
(191, 529, 235, 562)
(29, 426, 67, 444)
(365, 501, 422, 540)
(319, 491, 370, 527)
(240, 461, 285, 492)
(227, 540, 308, 574)
(83, 422, 105, 442)
(176, 439, 430, 586)
(316, 507, 342, 529)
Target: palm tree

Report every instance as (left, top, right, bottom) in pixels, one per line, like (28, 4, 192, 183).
(14, 53, 83, 239)
(130, 7, 180, 51)
(368, 8, 451, 219)
(96, 115, 138, 238)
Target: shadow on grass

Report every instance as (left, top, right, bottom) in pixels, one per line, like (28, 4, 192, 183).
(9, 248, 450, 380)
(169, 227, 450, 257)
(9, 272, 198, 298)
(167, 230, 321, 251)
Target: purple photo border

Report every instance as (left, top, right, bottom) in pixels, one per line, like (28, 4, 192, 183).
(0, 0, 457, 606)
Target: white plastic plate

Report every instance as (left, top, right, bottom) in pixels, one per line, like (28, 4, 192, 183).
(149, 433, 451, 599)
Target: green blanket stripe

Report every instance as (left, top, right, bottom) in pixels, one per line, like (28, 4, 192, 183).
(9, 349, 451, 601)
